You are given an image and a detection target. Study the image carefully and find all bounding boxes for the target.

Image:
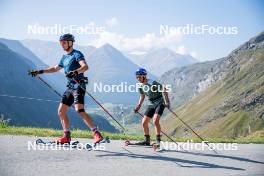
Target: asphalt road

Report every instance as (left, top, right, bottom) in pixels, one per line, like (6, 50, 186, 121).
(0, 135, 264, 176)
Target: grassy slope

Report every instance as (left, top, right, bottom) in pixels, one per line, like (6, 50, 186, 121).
(0, 124, 264, 143)
(163, 48, 264, 138)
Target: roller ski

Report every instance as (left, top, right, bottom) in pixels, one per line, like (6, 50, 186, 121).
(152, 136, 165, 152)
(35, 138, 79, 147)
(36, 131, 78, 146)
(83, 130, 110, 150)
(124, 140, 151, 146)
(124, 135, 152, 147)
(86, 136, 111, 150)
(152, 142, 164, 152)
(36, 130, 110, 150)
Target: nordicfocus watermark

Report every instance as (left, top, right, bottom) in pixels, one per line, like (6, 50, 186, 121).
(27, 140, 238, 151)
(160, 24, 238, 35)
(160, 141, 238, 151)
(93, 82, 172, 93)
(27, 141, 106, 151)
(27, 23, 105, 35)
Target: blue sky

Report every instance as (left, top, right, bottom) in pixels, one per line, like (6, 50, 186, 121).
(0, 0, 263, 61)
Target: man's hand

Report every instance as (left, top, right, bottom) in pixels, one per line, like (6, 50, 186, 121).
(134, 104, 141, 113)
(66, 70, 78, 78)
(28, 70, 44, 77)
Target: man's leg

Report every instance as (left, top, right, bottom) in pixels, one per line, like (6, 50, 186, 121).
(75, 103, 103, 143)
(55, 103, 71, 143)
(59, 87, 74, 132)
(142, 116, 150, 135)
(153, 114, 161, 135)
(58, 103, 70, 131)
(140, 116, 151, 145)
(153, 104, 165, 143)
(73, 87, 96, 130)
(74, 103, 95, 129)
(140, 106, 155, 145)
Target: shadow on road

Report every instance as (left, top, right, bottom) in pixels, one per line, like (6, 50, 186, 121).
(163, 150, 264, 165)
(95, 149, 245, 171)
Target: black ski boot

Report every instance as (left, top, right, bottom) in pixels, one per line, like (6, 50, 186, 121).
(153, 135, 162, 151)
(135, 135, 151, 146)
(156, 134, 161, 145)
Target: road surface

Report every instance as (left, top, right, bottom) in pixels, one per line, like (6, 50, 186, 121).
(0, 135, 263, 176)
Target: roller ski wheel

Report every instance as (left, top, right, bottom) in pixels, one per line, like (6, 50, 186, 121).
(152, 143, 159, 151)
(124, 140, 151, 146)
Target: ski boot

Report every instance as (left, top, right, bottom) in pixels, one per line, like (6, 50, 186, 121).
(53, 131, 71, 144)
(134, 135, 151, 146)
(153, 135, 162, 151)
(93, 130, 104, 144)
(125, 135, 151, 146)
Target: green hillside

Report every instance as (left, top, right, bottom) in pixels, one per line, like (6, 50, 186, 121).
(163, 33, 264, 138)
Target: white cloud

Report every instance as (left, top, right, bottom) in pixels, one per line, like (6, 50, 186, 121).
(175, 46, 186, 55)
(105, 17, 119, 27)
(174, 46, 199, 59)
(190, 51, 197, 58)
(90, 30, 183, 52)
(128, 51, 147, 55)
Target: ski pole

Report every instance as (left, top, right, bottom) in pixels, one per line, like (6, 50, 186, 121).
(71, 78, 126, 133)
(37, 76, 63, 98)
(36, 76, 76, 110)
(38, 76, 126, 133)
(167, 108, 218, 154)
(136, 112, 186, 152)
(35, 75, 80, 131)
(36, 74, 126, 133)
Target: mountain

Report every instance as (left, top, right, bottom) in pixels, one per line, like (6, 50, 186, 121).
(85, 44, 141, 104)
(161, 31, 264, 138)
(127, 48, 198, 76)
(0, 38, 66, 94)
(159, 58, 228, 107)
(0, 42, 118, 132)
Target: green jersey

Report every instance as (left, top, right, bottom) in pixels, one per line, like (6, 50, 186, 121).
(138, 79, 164, 107)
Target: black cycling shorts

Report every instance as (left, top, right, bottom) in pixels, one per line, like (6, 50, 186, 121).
(61, 86, 85, 106)
(144, 103, 165, 118)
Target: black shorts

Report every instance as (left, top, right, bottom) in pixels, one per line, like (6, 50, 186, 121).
(61, 86, 85, 106)
(144, 103, 165, 118)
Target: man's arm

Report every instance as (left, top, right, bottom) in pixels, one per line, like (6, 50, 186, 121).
(76, 60, 88, 74)
(154, 80, 170, 108)
(65, 60, 88, 78)
(137, 94, 145, 106)
(29, 65, 62, 77)
(134, 94, 145, 113)
(162, 87, 170, 109)
(42, 65, 62, 73)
